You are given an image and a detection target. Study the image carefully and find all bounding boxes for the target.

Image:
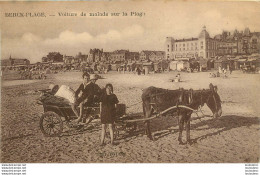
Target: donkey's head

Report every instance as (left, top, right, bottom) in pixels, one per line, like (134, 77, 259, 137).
(205, 83, 222, 118)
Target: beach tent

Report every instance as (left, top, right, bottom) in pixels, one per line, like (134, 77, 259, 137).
(161, 60, 170, 71)
(199, 59, 208, 71)
(207, 59, 215, 70)
(111, 64, 120, 71)
(169, 61, 178, 70)
(177, 61, 190, 71)
(142, 62, 153, 74)
(153, 62, 160, 72)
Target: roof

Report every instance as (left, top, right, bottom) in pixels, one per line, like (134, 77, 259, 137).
(178, 58, 190, 61)
(112, 50, 129, 54)
(175, 38, 198, 42)
(252, 32, 260, 37)
(198, 27, 210, 38)
(214, 34, 222, 40)
(141, 50, 165, 56)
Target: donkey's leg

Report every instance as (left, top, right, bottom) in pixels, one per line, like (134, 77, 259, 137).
(144, 107, 153, 140)
(185, 120, 191, 144)
(146, 121, 153, 140)
(178, 115, 184, 144)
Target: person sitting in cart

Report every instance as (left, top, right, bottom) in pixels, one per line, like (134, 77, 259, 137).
(100, 83, 119, 146)
(72, 73, 101, 124)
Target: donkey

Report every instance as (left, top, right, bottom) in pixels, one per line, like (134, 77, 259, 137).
(141, 83, 222, 144)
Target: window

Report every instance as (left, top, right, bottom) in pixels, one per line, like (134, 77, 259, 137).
(176, 44, 177, 48)
(180, 48, 181, 51)
(168, 45, 169, 48)
(183, 44, 185, 47)
(167, 49, 169, 52)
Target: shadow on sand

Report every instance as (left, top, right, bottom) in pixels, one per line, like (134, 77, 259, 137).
(191, 115, 259, 142)
(57, 114, 259, 144)
(120, 114, 259, 143)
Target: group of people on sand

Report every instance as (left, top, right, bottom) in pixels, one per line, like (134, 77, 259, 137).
(71, 72, 119, 146)
(209, 66, 232, 78)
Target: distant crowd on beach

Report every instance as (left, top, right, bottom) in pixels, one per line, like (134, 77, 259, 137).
(209, 65, 233, 78)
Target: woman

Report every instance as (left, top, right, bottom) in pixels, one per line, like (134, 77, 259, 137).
(100, 83, 119, 146)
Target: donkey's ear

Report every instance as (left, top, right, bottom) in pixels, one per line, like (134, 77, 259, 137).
(209, 83, 214, 90)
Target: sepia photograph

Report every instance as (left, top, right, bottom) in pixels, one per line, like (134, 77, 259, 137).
(0, 0, 260, 165)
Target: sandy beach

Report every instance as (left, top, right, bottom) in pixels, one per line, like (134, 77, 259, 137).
(1, 70, 259, 163)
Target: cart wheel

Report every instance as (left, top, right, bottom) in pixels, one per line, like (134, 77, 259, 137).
(40, 111, 63, 137)
(125, 123, 137, 134)
(114, 125, 120, 139)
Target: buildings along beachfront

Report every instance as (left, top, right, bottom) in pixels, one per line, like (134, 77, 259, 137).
(165, 26, 260, 60)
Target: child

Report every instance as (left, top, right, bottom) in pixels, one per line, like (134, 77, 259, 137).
(100, 83, 119, 146)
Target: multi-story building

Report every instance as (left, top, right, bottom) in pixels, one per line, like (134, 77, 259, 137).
(214, 28, 260, 55)
(1, 56, 30, 67)
(110, 50, 139, 63)
(140, 50, 165, 62)
(75, 52, 88, 63)
(87, 48, 104, 63)
(100, 52, 111, 62)
(165, 26, 218, 60)
(217, 41, 238, 55)
(128, 52, 139, 61)
(63, 55, 75, 64)
(110, 50, 128, 62)
(166, 26, 260, 60)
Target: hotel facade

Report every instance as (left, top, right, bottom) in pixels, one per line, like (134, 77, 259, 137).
(165, 26, 260, 60)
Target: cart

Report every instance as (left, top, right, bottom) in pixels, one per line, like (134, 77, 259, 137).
(37, 90, 138, 138)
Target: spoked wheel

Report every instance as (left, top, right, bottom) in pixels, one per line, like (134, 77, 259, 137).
(104, 125, 120, 140)
(114, 125, 120, 139)
(125, 122, 137, 134)
(40, 111, 63, 137)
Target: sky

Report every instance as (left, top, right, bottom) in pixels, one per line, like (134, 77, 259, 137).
(1, 1, 260, 63)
